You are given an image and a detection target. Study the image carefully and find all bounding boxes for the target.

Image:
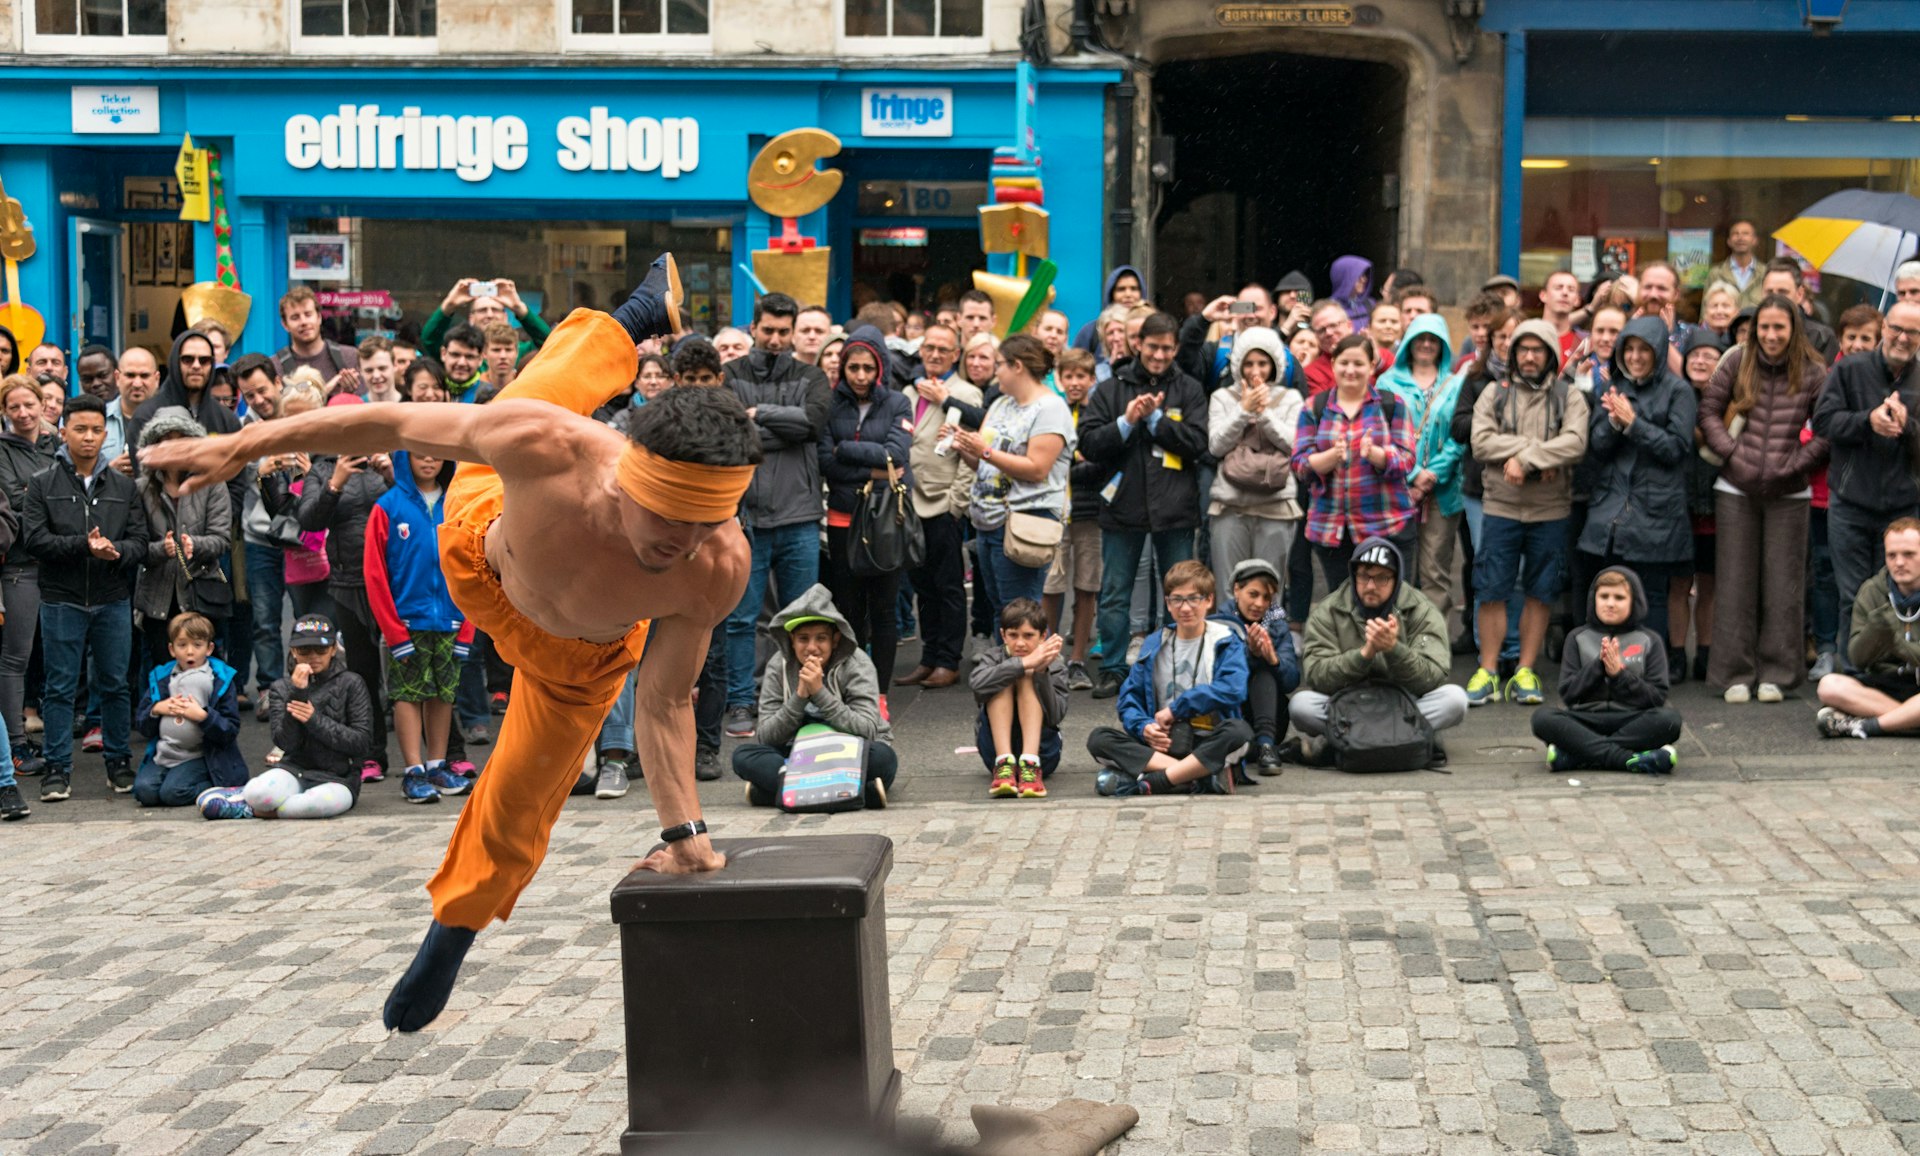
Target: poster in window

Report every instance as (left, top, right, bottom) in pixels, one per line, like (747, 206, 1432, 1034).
(155, 220, 178, 284)
(1776, 240, 1822, 295)
(1570, 236, 1597, 283)
(130, 222, 155, 286)
(1599, 237, 1636, 277)
(289, 234, 351, 282)
(1668, 229, 1713, 290)
(174, 222, 197, 286)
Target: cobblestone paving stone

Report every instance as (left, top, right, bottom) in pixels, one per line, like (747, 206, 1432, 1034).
(10, 769, 1920, 1154)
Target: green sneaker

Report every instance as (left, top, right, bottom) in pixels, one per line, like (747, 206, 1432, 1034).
(1465, 667, 1500, 707)
(1624, 746, 1677, 775)
(1544, 744, 1563, 772)
(1505, 666, 1544, 706)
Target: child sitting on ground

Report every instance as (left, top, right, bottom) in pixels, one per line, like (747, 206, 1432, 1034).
(734, 584, 897, 809)
(968, 597, 1071, 799)
(1087, 560, 1253, 797)
(1530, 566, 1683, 774)
(132, 612, 246, 807)
(366, 449, 475, 804)
(1212, 559, 1300, 780)
(200, 613, 376, 819)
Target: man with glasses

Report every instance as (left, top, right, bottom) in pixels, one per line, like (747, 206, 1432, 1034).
(896, 323, 983, 691)
(1812, 299, 1920, 655)
(1289, 536, 1467, 764)
(1301, 299, 1357, 395)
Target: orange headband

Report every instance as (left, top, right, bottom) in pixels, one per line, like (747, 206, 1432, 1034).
(616, 444, 753, 523)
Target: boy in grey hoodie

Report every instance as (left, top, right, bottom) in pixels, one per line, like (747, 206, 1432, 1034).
(732, 584, 896, 808)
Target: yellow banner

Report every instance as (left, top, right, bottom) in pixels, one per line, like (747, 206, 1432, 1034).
(175, 134, 211, 223)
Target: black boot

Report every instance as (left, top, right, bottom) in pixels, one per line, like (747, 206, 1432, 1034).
(1253, 740, 1285, 777)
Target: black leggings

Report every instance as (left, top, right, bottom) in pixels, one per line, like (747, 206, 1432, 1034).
(824, 525, 901, 689)
(1244, 663, 1289, 744)
(1530, 706, 1683, 770)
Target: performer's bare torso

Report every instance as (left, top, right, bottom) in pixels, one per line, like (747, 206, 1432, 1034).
(480, 415, 746, 644)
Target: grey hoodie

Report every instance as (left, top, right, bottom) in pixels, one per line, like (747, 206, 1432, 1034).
(755, 584, 894, 749)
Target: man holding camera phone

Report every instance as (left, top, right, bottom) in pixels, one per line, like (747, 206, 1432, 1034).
(1178, 283, 1279, 390)
(421, 277, 553, 362)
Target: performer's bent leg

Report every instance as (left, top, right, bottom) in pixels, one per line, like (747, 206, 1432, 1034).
(386, 662, 631, 1032)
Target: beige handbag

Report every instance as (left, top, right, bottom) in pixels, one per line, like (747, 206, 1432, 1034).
(1002, 511, 1064, 568)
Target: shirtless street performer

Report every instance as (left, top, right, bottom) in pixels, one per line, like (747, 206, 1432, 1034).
(143, 255, 758, 1032)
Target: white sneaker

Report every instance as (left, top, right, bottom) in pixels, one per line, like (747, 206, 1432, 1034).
(1723, 684, 1751, 704)
(1756, 682, 1783, 703)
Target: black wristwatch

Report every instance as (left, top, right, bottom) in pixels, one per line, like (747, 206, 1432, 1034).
(660, 819, 708, 844)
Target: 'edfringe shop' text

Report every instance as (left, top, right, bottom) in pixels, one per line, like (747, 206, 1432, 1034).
(283, 105, 701, 183)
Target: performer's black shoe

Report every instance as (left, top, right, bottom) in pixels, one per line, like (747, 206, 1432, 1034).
(612, 253, 684, 342)
(384, 920, 477, 1032)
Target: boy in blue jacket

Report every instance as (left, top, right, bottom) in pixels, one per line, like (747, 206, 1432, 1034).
(1088, 560, 1253, 796)
(1214, 558, 1300, 779)
(365, 450, 475, 804)
(132, 612, 247, 807)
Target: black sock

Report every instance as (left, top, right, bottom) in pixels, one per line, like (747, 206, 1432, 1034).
(612, 255, 675, 343)
(1142, 771, 1174, 794)
(1862, 718, 1885, 737)
(383, 920, 477, 1032)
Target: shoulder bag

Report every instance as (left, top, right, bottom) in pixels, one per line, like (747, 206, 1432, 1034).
(849, 452, 924, 576)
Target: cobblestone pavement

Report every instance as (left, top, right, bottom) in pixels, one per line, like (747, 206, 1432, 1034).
(5, 654, 1920, 1155)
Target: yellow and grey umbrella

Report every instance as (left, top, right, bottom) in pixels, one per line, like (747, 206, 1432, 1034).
(1772, 189, 1920, 299)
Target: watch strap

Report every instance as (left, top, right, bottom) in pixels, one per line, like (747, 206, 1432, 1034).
(660, 818, 708, 844)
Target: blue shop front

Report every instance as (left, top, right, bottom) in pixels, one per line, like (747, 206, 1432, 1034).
(0, 65, 1114, 363)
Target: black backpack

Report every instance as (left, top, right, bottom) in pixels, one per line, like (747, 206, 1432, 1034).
(1324, 681, 1435, 772)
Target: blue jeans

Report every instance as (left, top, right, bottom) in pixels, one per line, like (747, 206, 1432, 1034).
(245, 541, 287, 691)
(133, 753, 212, 808)
(0, 709, 15, 789)
(41, 600, 133, 770)
(978, 524, 1050, 620)
(598, 668, 639, 755)
(1461, 497, 1520, 661)
(726, 521, 820, 709)
(1098, 527, 1194, 678)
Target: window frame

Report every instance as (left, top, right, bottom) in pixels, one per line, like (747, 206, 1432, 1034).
(288, 0, 437, 56)
(22, 0, 169, 55)
(557, 0, 711, 55)
(835, 0, 988, 55)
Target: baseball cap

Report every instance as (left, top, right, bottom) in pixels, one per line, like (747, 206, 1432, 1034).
(289, 614, 338, 649)
(1231, 558, 1282, 589)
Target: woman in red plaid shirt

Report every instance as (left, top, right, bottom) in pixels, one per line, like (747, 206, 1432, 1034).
(1292, 333, 1420, 592)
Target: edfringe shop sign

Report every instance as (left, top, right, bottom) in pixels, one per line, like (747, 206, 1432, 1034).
(283, 105, 700, 184)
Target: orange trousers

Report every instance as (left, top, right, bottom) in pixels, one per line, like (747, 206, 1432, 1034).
(427, 310, 645, 931)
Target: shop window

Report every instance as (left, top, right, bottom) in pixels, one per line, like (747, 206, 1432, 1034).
(27, 0, 166, 51)
(1519, 151, 1920, 323)
(562, 0, 708, 49)
(289, 217, 736, 345)
(841, 0, 984, 52)
(295, 0, 434, 51)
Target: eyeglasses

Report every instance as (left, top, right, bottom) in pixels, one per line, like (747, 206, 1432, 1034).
(1886, 323, 1920, 341)
(179, 355, 213, 366)
(921, 344, 957, 355)
(1166, 594, 1209, 607)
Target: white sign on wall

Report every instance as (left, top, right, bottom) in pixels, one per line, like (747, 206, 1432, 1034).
(71, 86, 161, 134)
(861, 88, 954, 138)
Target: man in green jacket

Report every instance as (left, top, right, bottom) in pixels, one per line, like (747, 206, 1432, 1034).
(1817, 518, 1920, 739)
(419, 278, 553, 361)
(1289, 537, 1469, 756)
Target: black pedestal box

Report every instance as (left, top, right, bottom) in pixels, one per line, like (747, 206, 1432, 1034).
(608, 834, 899, 1153)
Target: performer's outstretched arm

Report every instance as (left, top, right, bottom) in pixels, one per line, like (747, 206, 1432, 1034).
(141, 398, 568, 494)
